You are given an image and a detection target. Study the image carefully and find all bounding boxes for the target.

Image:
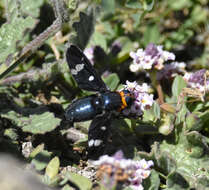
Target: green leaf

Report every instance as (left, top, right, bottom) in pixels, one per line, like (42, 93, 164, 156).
(102, 73, 120, 91)
(168, 0, 192, 10)
(191, 5, 208, 24)
(131, 13, 142, 28)
(0, 0, 40, 72)
(153, 102, 161, 119)
(0, 15, 36, 62)
(185, 113, 203, 131)
(67, 0, 77, 11)
(45, 156, 60, 179)
(20, 0, 44, 18)
(159, 114, 175, 135)
(186, 131, 206, 147)
(175, 104, 188, 124)
(4, 128, 18, 140)
(91, 31, 107, 50)
(116, 36, 135, 60)
(31, 150, 52, 171)
(158, 130, 209, 188)
(196, 176, 209, 189)
(200, 111, 209, 132)
(143, 101, 160, 121)
(143, 170, 160, 190)
(167, 172, 190, 189)
(65, 172, 92, 190)
(125, 0, 142, 9)
(143, 24, 160, 46)
(143, 0, 155, 11)
(172, 75, 186, 98)
(29, 144, 45, 158)
(22, 112, 61, 134)
(101, 0, 115, 18)
(62, 184, 74, 190)
(155, 151, 177, 175)
(42, 173, 61, 186)
(2, 111, 61, 134)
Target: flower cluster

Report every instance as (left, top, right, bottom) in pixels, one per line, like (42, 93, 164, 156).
(122, 81, 154, 116)
(156, 61, 186, 81)
(129, 43, 175, 72)
(183, 69, 209, 93)
(92, 150, 154, 190)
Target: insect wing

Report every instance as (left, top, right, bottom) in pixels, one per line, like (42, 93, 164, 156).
(87, 113, 112, 159)
(66, 45, 107, 92)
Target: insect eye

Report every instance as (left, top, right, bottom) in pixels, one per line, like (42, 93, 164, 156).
(123, 89, 130, 94)
(125, 96, 133, 106)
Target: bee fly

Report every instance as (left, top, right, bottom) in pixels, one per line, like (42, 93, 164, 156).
(65, 45, 135, 159)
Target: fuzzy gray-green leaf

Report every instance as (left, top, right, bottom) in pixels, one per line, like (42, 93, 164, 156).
(0, 0, 41, 67)
(2, 111, 61, 134)
(167, 171, 189, 189)
(22, 112, 61, 134)
(143, 170, 160, 190)
(102, 73, 120, 91)
(45, 156, 60, 179)
(64, 172, 92, 190)
(20, 0, 44, 18)
(172, 75, 186, 99)
(158, 130, 209, 188)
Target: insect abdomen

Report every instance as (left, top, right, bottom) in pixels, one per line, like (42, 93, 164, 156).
(65, 95, 103, 122)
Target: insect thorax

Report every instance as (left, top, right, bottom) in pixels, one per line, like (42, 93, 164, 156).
(100, 92, 122, 111)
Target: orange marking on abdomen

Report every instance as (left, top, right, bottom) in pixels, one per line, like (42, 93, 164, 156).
(119, 91, 128, 111)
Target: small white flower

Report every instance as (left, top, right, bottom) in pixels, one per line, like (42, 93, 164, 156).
(172, 62, 186, 69)
(137, 93, 154, 111)
(130, 63, 141, 73)
(142, 60, 153, 70)
(162, 51, 175, 61)
(206, 81, 209, 91)
(138, 159, 154, 169)
(129, 184, 144, 190)
(130, 51, 138, 60)
(136, 83, 149, 93)
(183, 73, 191, 81)
(124, 80, 138, 90)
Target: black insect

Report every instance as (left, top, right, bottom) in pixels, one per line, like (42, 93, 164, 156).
(65, 45, 135, 159)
